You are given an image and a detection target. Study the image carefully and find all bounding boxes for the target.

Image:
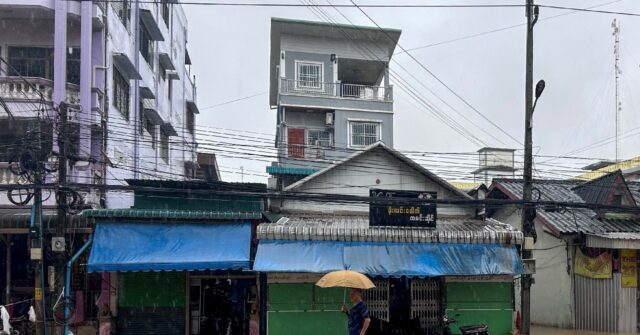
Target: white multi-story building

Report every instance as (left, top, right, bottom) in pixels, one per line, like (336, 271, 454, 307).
(0, 0, 199, 208)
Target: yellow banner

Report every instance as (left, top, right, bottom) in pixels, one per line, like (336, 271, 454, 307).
(575, 248, 612, 279)
(621, 249, 637, 288)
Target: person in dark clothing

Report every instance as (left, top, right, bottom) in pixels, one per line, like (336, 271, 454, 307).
(341, 288, 371, 335)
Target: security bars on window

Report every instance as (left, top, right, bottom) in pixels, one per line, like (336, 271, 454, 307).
(351, 122, 380, 147)
(296, 62, 322, 90)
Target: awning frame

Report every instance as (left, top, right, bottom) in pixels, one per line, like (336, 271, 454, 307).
(113, 53, 142, 80)
(159, 52, 176, 71)
(139, 9, 164, 41)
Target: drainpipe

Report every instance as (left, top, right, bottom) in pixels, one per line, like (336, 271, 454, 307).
(64, 235, 93, 335)
(79, 0, 93, 171)
(132, 1, 141, 180)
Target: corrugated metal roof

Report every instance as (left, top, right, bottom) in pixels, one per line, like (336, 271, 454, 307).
(0, 208, 89, 231)
(572, 171, 619, 204)
(628, 182, 640, 204)
(491, 179, 640, 234)
(257, 214, 523, 245)
(81, 209, 262, 220)
(575, 156, 640, 181)
(587, 232, 640, 249)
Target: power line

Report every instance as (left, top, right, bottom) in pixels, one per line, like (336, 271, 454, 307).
(88, 0, 525, 8)
(349, 0, 523, 147)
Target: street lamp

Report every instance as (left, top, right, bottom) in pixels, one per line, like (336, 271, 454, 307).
(532, 79, 545, 114)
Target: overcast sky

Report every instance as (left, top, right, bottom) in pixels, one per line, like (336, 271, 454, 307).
(183, 0, 640, 183)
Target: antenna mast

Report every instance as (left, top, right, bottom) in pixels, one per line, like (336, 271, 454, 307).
(612, 18, 621, 161)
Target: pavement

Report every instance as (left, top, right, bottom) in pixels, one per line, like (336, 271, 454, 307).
(532, 325, 635, 335)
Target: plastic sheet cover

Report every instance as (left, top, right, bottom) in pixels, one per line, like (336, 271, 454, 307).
(87, 222, 251, 272)
(254, 240, 524, 277)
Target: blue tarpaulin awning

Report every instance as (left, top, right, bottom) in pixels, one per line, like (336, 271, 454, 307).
(254, 240, 524, 277)
(87, 222, 251, 272)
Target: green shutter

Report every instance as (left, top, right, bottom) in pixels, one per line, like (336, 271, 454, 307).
(268, 283, 347, 335)
(445, 282, 513, 335)
(119, 272, 185, 308)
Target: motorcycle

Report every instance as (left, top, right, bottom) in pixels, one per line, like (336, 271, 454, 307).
(442, 314, 489, 335)
(0, 305, 35, 335)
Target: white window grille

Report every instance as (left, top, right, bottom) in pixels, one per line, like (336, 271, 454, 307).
(295, 61, 323, 90)
(350, 121, 380, 147)
(411, 278, 441, 333)
(363, 279, 389, 322)
(307, 129, 331, 148)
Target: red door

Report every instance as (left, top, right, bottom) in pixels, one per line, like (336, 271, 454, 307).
(288, 128, 305, 158)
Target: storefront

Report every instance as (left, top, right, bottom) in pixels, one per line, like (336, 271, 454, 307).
(86, 220, 256, 335)
(254, 215, 525, 335)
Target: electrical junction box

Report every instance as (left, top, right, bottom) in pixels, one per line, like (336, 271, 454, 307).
(523, 237, 535, 250)
(52, 237, 66, 252)
(30, 248, 42, 260)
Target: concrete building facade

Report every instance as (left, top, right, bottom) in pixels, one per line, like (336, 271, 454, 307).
(0, 0, 199, 208)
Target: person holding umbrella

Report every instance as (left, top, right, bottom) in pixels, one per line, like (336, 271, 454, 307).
(316, 270, 374, 335)
(341, 288, 371, 335)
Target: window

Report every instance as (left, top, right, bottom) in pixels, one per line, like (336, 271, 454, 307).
(161, 0, 170, 26)
(295, 61, 323, 89)
(112, 0, 130, 28)
(113, 68, 130, 120)
(7, 47, 80, 84)
(143, 115, 157, 148)
(160, 130, 169, 162)
(350, 121, 380, 147)
(307, 129, 331, 148)
(140, 26, 154, 69)
(186, 110, 195, 135)
(168, 79, 172, 100)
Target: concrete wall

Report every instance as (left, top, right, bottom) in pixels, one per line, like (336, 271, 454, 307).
(0, 2, 197, 208)
(278, 108, 394, 170)
(491, 207, 574, 328)
(281, 33, 389, 62)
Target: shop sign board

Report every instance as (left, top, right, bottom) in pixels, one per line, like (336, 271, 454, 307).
(369, 189, 437, 228)
(621, 249, 637, 288)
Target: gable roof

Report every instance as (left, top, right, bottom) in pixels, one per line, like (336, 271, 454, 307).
(285, 142, 472, 199)
(572, 170, 631, 205)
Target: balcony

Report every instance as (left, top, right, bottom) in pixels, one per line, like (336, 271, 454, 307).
(0, 76, 80, 120)
(279, 79, 393, 112)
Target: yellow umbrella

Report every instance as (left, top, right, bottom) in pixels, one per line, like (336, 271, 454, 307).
(316, 270, 375, 304)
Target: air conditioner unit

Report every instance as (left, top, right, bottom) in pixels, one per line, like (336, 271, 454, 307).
(315, 149, 326, 160)
(325, 112, 334, 125)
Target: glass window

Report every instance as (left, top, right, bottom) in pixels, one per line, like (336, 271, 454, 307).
(307, 129, 331, 148)
(350, 122, 380, 147)
(140, 26, 154, 69)
(160, 130, 169, 162)
(113, 68, 130, 120)
(296, 61, 322, 89)
(7, 47, 80, 84)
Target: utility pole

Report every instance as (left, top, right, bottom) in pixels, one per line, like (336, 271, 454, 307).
(56, 102, 69, 312)
(522, 0, 539, 334)
(612, 18, 621, 162)
(31, 109, 46, 335)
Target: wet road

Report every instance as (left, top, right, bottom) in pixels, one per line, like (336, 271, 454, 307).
(532, 325, 635, 335)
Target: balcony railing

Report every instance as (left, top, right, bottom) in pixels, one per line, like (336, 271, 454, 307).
(0, 76, 80, 104)
(280, 79, 392, 102)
